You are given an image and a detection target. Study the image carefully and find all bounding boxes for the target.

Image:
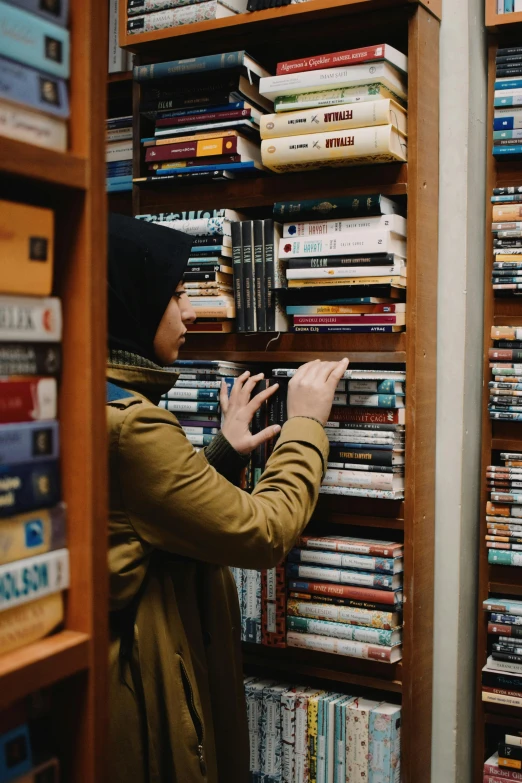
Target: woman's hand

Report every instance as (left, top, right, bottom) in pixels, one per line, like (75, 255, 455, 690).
(287, 358, 349, 425)
(220, 372, 281, 455)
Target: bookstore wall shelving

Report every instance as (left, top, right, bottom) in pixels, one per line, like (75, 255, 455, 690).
(121, 2, 440, 781)
(0, 0, 109, 781)
(474, 7, 522, 780)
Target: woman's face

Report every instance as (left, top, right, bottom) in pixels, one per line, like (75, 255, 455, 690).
(153, 281, 196, 365)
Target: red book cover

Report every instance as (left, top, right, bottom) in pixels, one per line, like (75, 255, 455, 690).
(261, 564, 286, 647)
(328, 406, 403, 425)
(0, 378, 57, 424)
(156, 108, 252, 127)
(145, 136, 238, 163)
(297, 536, 403, 558)
(293, 315, 400, 325)
(484, 756, 522, 780)
(149, 154, 241, 170)
(276, 44, 402, 76)
(287, 579, 400, 606)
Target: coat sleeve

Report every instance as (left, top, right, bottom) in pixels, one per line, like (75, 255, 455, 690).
(116, 403, 329, 569)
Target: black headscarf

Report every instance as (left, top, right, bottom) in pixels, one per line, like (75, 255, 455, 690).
(108, 213, 193, 361)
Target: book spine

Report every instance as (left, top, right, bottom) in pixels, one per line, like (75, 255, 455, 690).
(0, 56, 69, 118)
(0, 723, 32, 779)
(483, 761, 522, 780)
(128, 1, 223, 33)
(289, 579, 399, 605)
(291, 326, 398, 335)
(108, 0, 126, 72)
(286, 563, 396, 589)
(273, 195, 396, 221)
(156, 108, 252, 127)
(262, 99, 400, 139)
(231, 221, 245, 332)
(283, 216, 406, 238)
(287, 615, 395, 645)
(287, 265, 404, 280)
(289, 549, 397, 573)
(334, 700, 348, 783)
(0, 420, 59, 464)
(264, 686, 287, 777)
(146, 137, 238, 163)
(308, 695, 321, 783)
(0, 547, 69, 613)
(0, 502, 66, 567)
(242, 221, 256, 333)
(295, 692, 312, 783)
(134, 49, 242, 77)
(243, 569, 262, 643)
(4, 0, 69, 26)
(160, 400, 218, 413)
(0, 591, 64, 657)
(287, 598, 396, 629)
(279, 230, 404, 259)
(0, 1, 70, 78)
(260, 63, 406, 100)
(294, 316, 400, 326)
(0, 461, 60, 518)
(0, 297, 62, 343)
(0, 99, 67, 152)
(0, 344, 61, 377)
(276, 45, 406, 76)
(0, 377, 57, 424)
(286, 254, 397, 270)
(328, 406, 401, 424)
(369, 707, 401, 783)
(253, 220, 266, 332)
(262, 564, 286, 647)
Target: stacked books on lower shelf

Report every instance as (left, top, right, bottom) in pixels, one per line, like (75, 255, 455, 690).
(134, 51, 271, 184)
(485, 749, 522, 782)
(494, 46, 522, 159)
(483, 597, 522, 708)
(0, 0, 70, 151)
(486, 453, 522, 567)
(491, 192, 522, 295)
(138, 209, 244, 331)
(106, 115, 133, 192)
(276, 196, 407, 333)
(0, 200, 68, 658)
(489, 327, 522, 420)
(244, 678, 401, 783)
(259, 43, 407, 173)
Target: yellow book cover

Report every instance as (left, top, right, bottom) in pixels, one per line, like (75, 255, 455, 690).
(0, 592, 64, 656)
(0, 503, 66, 567)
(308, 694, 321, 783)
(288, 275, 406, 288)
(493, 204, 522, 222)
(150, 129, 240, 146)
(495, 254, 522, 261)
(0, 200, 54, 296)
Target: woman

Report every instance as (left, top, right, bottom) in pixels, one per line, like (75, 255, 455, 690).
(106, 213, 348, 783)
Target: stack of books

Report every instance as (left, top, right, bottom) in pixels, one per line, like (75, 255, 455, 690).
(137, 209, 245, 331)
(497, 2, 522, 13)
(273, 195, 407, 327)
(258, 44, 407, 173)
(483, 597, 522, 709)
(133, 51, 271, 183)
(489, 327, 522, 419)
(126, 0, 248, 34)
(0, 200, 68, 659)
(491, 192, 522, 294)
(486, 451, 522, 567)
(106, 115, 133, 192)
(494, 46, 522, 159)
(0, 0, 70, 151)
(245, 678, 401, 783)
(485, 749, 522, 781)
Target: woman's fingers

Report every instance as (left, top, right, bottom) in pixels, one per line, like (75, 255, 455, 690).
(219, 380, 229, 414)
(250, 424, 281, 450)
(246, 383, 279, 417)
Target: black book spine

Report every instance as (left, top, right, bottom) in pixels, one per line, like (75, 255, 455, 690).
(253, 220, 266, 332)
(191, 236, 221, 246)
(0, 343, 62, 376)
(482, 671, 522, 689)
(497, 54, 522, 64)
(493, 651, 522, 663)
(496, 68, 522, 76)
(264, 219, 276, 332)
(328, 447, 394, 467)
(231, 222, 244, 333)
(494, 187, 522, 194)
(184, 271, 222, 281)
(140, 91, 231, 114)
(496, 138, 522, 147)
(498, 47, 522, 56)
(498, 743, 522, 762)
(242, 221, 256, 333)
(273, 195, 392, 222)
(328, 462, 397, 474)
(286, 253, 396, 269)
(186, 265, 222, 274)
(497, 340, 522, 348)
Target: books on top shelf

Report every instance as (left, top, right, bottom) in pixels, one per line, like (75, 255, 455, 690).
(497, 2, 522, 13)
(244, 678, 401, 783)
(494, 47, 522, 158)
(0, 1, 70, 151)
(134, 51, 273, 184)
(106, 116, 133, 192)
(127, 0, 248, 35)
(258, 45, 407, 173)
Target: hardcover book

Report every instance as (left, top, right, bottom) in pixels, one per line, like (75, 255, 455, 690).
(0, 591, 63, 657)
(0, 0, 70, 78)
(0, 201, 54, 296)
(0, 98, 67, 151)
(0, 56, 69, 119)
(0, 547, 69, 613)
(276, 44, 407, 76)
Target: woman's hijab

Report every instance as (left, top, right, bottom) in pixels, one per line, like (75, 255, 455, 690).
(108, 213, 193, 361)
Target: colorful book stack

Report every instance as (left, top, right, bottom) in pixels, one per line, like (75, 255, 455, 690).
(0, 0, 70, 151)
(0, 722, 59, 783)
(485, 750, 522, 782)
(486, 452, 522, 567)
(137, 209, 245, 331)
(258, 44, 407, 173)
(244, 677, 401, 783)
(106, 115, 133, 192)
(494, 46, 522, 159)
(126, 0, 249, 34)
(133, 51, 271, 183)
(497, 1, 522, 12)
(491, 190, 522, 294)
(0, 199, 68, 659)
(482, 597, 522, 711)
(489, 327, 522, 420)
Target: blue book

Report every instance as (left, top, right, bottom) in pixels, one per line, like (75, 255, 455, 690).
(163, 389, 219, 401)
(106, 182, 133, 193)
(495, 96, 522, 107)
(0, 421, 59, 465)
(156, 101, 247, 120)
(494, 116, 522, 130)
(494, 129, 522, 139)
(0, 1, 70, 79)
(3, 0, 68, 27)
(505, 0, 515, 10)
(134, 51, 263, 82)
(0, 724, 32, 782)
(107, 175, 133, 185)
(496, 79, 522, 89)
(494, 145, 522, 156)
(152, 161, 262, 177)
(0, 460, 60, 517)
(189, 246, 226, 255)
(0, 55, 68, 118)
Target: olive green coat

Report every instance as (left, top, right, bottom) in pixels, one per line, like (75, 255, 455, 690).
(106, 358, 329, 783)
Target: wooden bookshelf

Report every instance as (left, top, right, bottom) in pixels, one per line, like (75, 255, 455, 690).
(486, 0, 522, 28)
(474, 35, 522, 781)
(0, 0, 108, 779)
(121, 2, 439, 781)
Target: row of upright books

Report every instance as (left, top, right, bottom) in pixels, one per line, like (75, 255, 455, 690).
(485, 451, 522, 568)
(0, 0, 70, 151)
(106, 115, 133, 192)
(0, 200, 67, 659)
(498, 1, 522, 11)
(244, 678, 401, 783)
(493, 48, 522, 159)
(489, 327, 522, 420)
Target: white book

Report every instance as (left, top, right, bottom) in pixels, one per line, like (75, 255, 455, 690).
(0, 296, 62, 342)
(0, 549, 69, 613)
(260, 62, 407, 102)
(152, 217, 232, 237)
(287, 632, 402, 662)
(262, 124, 407, 173)
(286, 264, 405, 280)
(106, 141, 133, 162)
(283, 213, 407, 238)
(128, 0, 246, 34)
(279, 230, 406, 259)
(323, 469, 404, 493)
(485, 654, 522, 673)
(495, 88, 522, 97)
(0, 98, 67, 152)
(261, 98, 407, 139)
(346, 698, 383, 783)
(506, 734, 522, 746)
(108, 0, 126, 73)
(273, 368, 406, 380)
(319, 486, 404, 499)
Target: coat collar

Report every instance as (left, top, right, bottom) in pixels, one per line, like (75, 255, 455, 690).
(106, 349, 178, 402)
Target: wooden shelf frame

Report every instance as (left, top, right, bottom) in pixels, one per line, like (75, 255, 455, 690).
(125, 5, 439, 781)
(486, 0, 522, 28)
(474, 36, 522, 781)
(0, 0, 109, 780)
